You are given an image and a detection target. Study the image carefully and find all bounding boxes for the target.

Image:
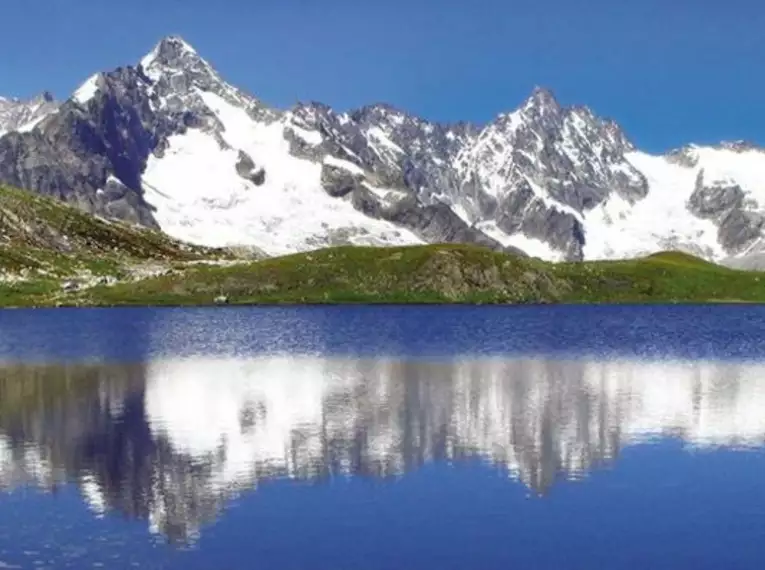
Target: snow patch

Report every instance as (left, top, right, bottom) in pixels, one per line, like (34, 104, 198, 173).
(323, 155, 365, 176)
(450, 202, 473, 224)
(286, 123, 323, 146)
(362, 182, 408, 202)
(583, 151, 727, 261)
(72, 74, 100, 104)
(15, 111, 54, 133)
(142, 91, 422, 254)
(523, 175, 584, 222)
(366, 126, 404, 155)
(691, 146, 765, 207)
(476, 221, 564, 261)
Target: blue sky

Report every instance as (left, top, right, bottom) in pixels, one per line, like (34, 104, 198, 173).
(1, 0, 763, 152)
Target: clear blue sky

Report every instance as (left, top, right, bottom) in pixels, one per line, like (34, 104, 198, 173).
(2, 0, 763, 153)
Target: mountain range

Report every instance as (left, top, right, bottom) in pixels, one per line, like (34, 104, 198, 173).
(1, 35, 764, 262)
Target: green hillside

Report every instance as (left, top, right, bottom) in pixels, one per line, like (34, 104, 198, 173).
(0, 184, 235, 306)
(78, 244, 765, 307)
(1, 185, 764, 307)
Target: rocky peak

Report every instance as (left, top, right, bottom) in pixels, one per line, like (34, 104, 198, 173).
(137, 35, 274, 124)
(139, 35, 207, 76)
(0, 91, 59, 135)
(350, 103, 408, 125)
(37, 91, 55, 104)
(520, 86, 562, 116)
(665, 145, 700, 167)
(599, 117, 634, 152)
(138, 35, 219, 97)
(718, 140, 761, 153)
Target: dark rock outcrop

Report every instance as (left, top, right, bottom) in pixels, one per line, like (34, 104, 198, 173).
(688, 170, 765, 255)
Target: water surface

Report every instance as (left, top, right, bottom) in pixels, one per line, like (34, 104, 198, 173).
(0, 306, 764, 569)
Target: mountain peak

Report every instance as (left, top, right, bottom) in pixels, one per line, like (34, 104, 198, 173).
(139, 35, 207, 75)
(32, 91, 55, 104)
(718, 140, 761, 153)
(157, 35, 198, 56)
(522, 86, 560, 112)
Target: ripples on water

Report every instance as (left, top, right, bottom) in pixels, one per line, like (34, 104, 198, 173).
(0, 306, 764, 568)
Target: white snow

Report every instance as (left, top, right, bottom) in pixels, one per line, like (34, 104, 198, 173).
(366, 126, 404, 156)
(476, 221, 565, 261)
(286, 123, 323, 146)
(72, 74, 100, 105)
(15, 111, 53, 133)
(523, 175, 585, 222)
(450, 202, 473, 224)
(691, 146, 765, 205)
(323, 155, 365, 175)
(60, 42, 765, 263)
(362, 182, 408, 202)
(583, 151, 730, 261)
(0, 95, 58, 135)
(142, 90, 422, 254)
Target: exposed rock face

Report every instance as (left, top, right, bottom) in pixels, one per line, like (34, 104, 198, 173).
(320, 163, 364, 198)
(235, 151, 265, 186)
(688, 170, 765, 255)
(1, 35, 765, 261)
(0, 65, 189, 228)
(319, 162, 521, 254)
(0, 92, 58, 136)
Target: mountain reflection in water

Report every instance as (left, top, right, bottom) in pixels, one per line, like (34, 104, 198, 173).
(1, 356, 763, 544)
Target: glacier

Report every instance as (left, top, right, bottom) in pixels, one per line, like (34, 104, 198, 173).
(1, 35, 765, 262)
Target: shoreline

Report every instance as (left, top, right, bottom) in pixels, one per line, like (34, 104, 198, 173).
(1, 298, 762, 310)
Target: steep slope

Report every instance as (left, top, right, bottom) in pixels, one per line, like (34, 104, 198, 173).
(0, 183, 228, 304)
(583, 144, 765, 260)
(1, 35, 765, 261)
(0, 37, 508, 257)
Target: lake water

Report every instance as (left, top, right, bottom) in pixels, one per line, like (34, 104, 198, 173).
(1, 305, 765, 569)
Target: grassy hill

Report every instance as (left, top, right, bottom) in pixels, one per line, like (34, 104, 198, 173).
(0, 184, 238, 306)
(1, 184, 764, 307)
(76, 244, 765, 306)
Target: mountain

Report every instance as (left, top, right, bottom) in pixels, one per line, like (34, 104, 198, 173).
(1, 35, 764, 261)
(0, 92, 58, 137)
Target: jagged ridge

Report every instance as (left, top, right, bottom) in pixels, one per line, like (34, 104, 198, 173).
(1, 35, 765, 262)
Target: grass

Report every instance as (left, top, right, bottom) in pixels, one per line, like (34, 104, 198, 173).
(1, 184, 764, 308)
(0, 184, 228, 278)
(72, 244, 561, 306)
(553, 251, 765, 303)
(65, 244, 765, 307)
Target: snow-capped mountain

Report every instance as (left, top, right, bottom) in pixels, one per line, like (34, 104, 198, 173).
(0, 91, 58, 137)
(1, 35, 765, 261)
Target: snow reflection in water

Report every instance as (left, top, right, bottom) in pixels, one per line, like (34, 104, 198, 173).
(1, 355, 764, 543)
